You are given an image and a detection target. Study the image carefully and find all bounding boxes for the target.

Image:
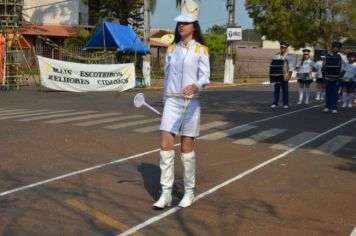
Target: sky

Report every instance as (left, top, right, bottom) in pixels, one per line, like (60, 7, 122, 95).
(151, 0, 253, 32)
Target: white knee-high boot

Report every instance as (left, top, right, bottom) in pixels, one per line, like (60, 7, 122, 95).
(298, 88, 303, 104)
(342, 93, 347, 108)
(153, 150, 175, 209)
(305, 88, 310, 104)
(178, 151, 196, 208)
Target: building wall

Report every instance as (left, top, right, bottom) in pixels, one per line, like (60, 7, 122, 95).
(23, 0, 88, 25)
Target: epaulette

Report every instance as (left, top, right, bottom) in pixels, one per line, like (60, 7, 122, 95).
(195, 43, 209, 56)
(168, 44, 177, 54)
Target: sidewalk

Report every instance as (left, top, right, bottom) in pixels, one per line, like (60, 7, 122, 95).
(133, 79, 264, 91)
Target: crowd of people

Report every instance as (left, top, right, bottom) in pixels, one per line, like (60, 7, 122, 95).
(270, 41, 356, 113)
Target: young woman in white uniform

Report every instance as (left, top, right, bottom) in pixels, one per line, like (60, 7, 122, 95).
(296, 49, 314, 105)
(340, 51, 356, 108)
(153, 0, 210, 209)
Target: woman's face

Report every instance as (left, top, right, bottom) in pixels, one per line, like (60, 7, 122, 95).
(178, 22, 195, 39)
(348, 56, 356, 63)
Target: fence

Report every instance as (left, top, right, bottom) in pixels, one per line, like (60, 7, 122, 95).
(21, 45, 300, 83)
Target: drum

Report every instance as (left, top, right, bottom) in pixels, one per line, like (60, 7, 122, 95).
(324, 55, 342, 78)
(270, 59, 289, 83)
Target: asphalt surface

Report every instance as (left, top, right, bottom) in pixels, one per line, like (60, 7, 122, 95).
(0, 83, 355, 236)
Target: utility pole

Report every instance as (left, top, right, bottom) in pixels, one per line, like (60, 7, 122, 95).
(224, 0, 235, 84)
(143, 0, 151, 87)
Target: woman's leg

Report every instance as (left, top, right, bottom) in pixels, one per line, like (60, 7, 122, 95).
(305, 83, 311, 104)
(316, 82, 321, 100)
(342, 87, 348, 108)
(320, 82, 325, 100)
(153, 131, 176, 209)
(298, 83, 304, 104)
(179, 136, 196, 208)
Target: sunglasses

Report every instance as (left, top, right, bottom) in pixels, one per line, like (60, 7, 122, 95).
(178, 22, 193, 26)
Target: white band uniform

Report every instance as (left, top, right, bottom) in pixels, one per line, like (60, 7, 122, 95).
(160, 40, 210, 137)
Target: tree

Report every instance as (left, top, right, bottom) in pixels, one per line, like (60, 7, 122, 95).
(64, 28, 92, 49)
(85, 0, 157, 28)
(245, 0, 355, 49)
(204, 25, 227, 53)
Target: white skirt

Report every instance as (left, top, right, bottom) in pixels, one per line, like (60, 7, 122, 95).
(160, 97, 201, 137)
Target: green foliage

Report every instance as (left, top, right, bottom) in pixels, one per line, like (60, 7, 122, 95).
(64, 28, 92, 49)
(85, 0, 157, 28)
(204, 25, 227, 54)
(206, 24, 226, 35)
(245, 0, 355, 49)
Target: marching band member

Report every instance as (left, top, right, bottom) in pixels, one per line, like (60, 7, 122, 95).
(153, 0, 210, 209)
(340, 51, 356, 108)
(270, 42, 294, 109)
(296, 49, 314, 105)
(314, 51, 327, 101)
(322, 41, 347, 113)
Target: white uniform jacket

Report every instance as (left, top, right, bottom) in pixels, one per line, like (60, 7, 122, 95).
(296, 59, 314, 74)
(314, 60, 324, 78)
(160, 40, 210, 137)
(341, 62, 356, 82)
(163, 40, 210, 98)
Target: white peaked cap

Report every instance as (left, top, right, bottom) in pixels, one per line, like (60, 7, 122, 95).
(174, 0, 199, 22)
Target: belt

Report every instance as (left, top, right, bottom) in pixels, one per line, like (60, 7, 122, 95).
(165, 93, 199, 99)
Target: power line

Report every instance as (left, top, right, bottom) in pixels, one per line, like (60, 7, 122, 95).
(23, 0, 71, 10)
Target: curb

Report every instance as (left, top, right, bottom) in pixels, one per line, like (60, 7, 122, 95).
(131, 82, 262, 91)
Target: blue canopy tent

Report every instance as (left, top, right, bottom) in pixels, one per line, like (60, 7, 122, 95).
(84, 21, 149, 54)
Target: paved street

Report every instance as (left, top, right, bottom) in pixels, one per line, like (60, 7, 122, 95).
(0, 83, 355, 236)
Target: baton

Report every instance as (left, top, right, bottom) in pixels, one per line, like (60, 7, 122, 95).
(134, 93, 162, 117)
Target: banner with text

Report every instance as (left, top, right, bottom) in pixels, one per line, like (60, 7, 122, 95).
(38, 56, 136, 92)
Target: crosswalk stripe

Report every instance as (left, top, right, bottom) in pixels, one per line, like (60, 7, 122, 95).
(44, 112, 121, 124)
(233, 128, 287, 145)
(200, 121, 229, 131)
(73, 115, 146, 126)
(200, 124, 257, 141)
(270, 132, 318, 150)
(103, 118, 158, 130)
(310, 135, 354, 155)
(0, 109, 51, 117)
(17, 111, 98, 122)
(0, 109, 32, 115)
(133, 124, 159, 133)
(0, 110, 71, 120)
(133, 120, 229, 134)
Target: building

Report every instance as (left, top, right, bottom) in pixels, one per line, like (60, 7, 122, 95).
(20, 0, 89, 48)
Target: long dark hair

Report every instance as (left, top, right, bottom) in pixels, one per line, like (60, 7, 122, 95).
(173, 21, 205, 45)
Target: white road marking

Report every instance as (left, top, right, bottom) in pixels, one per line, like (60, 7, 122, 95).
(73, 115, 146, 127)
(310, 135, 354, 155)
(133, 121, 228, 134)
(200, 124, 257, 141)
(0, 143, 180, 197)
(103, 118, 158, 130)
(0, 105, 324, 198)
(0, 108, 28, 114)
(270, 132, 318, 150)
(117, 117, 356, 236)
(0, 110, 71, 120)
(0, 109, 50, 117)
(350, 227, 356, 236)
(0, 109, 35, 116)
(233, 128, 287, 145)
(44, 112, 121, 124)
(17, 111, 98, 121)
(200, 105, 320, 141)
